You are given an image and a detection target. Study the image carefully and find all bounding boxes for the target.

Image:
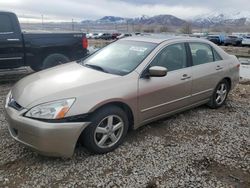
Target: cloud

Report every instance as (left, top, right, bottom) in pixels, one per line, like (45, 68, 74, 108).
(121, 0, 250, 11)
(0, 0, 248, 22)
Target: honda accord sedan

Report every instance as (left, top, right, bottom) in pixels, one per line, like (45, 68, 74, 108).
(5, 36, 239, 157)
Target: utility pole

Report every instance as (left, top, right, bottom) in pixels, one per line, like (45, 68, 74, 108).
(41, 14, 44, 30)
(72, 19, 74, 31)
(126, 20, 129, 32)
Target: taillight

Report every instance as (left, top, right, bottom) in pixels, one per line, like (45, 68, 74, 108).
(82, 37, 88, 49)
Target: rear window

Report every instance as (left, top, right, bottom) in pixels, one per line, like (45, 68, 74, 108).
(0, 15, 14, 33)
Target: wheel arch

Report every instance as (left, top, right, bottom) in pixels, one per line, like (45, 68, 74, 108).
(41, 46, 70, 59)
(76, 101, 135, 151)
(90, 101, 135, 131)
(223, 77, 232, 90)
(29, 47, 71, 70)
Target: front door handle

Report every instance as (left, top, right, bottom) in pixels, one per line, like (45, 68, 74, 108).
(181, 74, 191, 80)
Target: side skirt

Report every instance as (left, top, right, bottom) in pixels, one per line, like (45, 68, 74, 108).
(135, 99, 209, 129)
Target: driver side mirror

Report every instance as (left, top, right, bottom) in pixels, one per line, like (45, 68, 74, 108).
(148, 66, 168, 77)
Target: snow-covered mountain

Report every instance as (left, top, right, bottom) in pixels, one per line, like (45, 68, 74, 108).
(193, 10, 250, 26)
(81, 10, 250, 28)
(97, 16, 127, 24)
(82, 15, 186, 26)
(133, 15, 186, 26)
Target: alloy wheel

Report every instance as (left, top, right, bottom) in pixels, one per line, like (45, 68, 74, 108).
(94, 115, 124, 148)
(215, 83, 227, 105)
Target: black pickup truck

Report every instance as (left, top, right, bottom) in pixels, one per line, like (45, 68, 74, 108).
(0, 11, 88, 71)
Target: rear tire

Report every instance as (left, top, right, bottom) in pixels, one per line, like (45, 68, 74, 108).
(82, 106, 129, 154)
(42, 53, 70, 69)
(208, 80, 229, 109)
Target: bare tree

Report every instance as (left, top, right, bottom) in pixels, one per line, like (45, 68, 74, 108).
(181, 22, 192, 34)
(143, 26, 155, 33)
(134, 24, 142, 32)
(159, 26, 169, 33)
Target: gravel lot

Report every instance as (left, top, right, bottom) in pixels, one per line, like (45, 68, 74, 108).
(0, 72, 249, 188)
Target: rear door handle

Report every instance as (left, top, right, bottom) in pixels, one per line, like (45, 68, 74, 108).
(181, 74, 191, 80)
(216, 65, 223, 70)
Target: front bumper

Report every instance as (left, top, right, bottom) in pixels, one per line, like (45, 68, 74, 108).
(5, 105, 90, 157)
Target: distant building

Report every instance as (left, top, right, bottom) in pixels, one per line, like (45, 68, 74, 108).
(232, 32, 250, 37)
(192, 32, 208, 37)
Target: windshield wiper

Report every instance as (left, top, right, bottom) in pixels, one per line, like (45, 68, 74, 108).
(84, 64, 109, 73)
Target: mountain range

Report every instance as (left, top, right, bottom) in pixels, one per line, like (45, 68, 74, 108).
(193, 10, 250, 27)
(82, 10, 250, 28)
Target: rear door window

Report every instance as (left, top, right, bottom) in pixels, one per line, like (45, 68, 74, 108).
(0, 15, 14, 33)
(213, 48, 223, 61)
(189, 43, 214, 66)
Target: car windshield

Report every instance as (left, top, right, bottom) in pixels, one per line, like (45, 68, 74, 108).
(80, 40, 157, 75)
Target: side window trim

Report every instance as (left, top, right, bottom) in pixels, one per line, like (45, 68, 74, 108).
(185, 42, 193, 67)
(210, 45, 215, 62)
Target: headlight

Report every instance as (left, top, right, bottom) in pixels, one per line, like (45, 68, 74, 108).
(25, 98, 75, 119)
(5, 91, 12, 107)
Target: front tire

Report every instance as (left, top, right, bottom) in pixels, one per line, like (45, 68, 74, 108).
(82, 106, 129, 154)
(208, 80, 229, 109)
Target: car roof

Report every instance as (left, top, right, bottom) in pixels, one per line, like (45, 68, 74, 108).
(121, 35, 207, 44)
(0, 11, 16, 15)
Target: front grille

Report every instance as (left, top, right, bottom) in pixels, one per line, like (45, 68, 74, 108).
(8, 98, 23, 111)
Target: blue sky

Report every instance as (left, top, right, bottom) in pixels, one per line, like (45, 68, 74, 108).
(0, 0, 249, 22)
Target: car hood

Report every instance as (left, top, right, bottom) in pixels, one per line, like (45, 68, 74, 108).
(12, 62, 119, 108)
